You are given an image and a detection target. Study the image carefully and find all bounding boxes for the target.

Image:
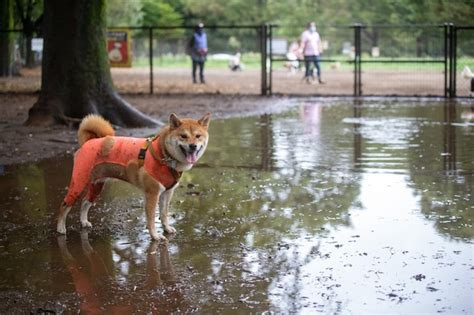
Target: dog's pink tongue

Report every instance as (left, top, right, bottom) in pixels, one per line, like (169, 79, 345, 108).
(186, 151, 198, 164)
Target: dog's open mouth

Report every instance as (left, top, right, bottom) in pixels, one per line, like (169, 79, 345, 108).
(180, 145, 199, 164)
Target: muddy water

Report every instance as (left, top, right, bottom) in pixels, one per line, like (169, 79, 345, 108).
(0, 99, 473, 314)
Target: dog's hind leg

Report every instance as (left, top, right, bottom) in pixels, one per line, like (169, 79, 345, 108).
(57, 202, 72, 234)
(80, 200, 93, 228)
(81, 181, 105, 228)
(57, 170, 93, 234)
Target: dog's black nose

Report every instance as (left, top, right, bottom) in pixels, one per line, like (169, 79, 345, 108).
(189, 144, 197, 152)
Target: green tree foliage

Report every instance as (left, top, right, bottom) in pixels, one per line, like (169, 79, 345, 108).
(10, 0, 474, 31)
(398, 0, 474, 25)
(106, 0, 143, 26)
(142, 0, 183, 26)
(13, 0, 43, 28)
(0, 0, 15, 76)
(8, 0, 474, 62)
(263, 0, 474, 26)
(14, 0, 43, 68)
(181, 0, 267, 25)
(141, 0, 184, 38)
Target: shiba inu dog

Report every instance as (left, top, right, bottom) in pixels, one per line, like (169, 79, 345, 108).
(56, 113, 211, 241)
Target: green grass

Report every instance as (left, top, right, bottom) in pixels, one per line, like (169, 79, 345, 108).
(131, 53, 474, 72)
(275, 56, 474, 71)
(132, 52, 262, 69)
(456, 57, 474, 71)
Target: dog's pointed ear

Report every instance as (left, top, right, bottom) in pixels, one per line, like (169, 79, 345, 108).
(169, 113, 182, 130)
(198, 113, 211, 129)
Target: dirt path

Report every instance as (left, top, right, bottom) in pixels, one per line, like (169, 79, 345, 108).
(0, 93, 295, 166)
(1, 66, 467, 96)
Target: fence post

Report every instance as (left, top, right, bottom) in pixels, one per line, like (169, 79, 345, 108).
(149, 27, 153, 95)
(268, 24, 273, 95)
(444, 23, 449, 98)
(353, 24, 362, 96)
(447, 23, 456, 98)
(452, 25, 457, 98)
(260, 24, 273, 96)
(260, 24, 267, 96)
(448, 23, 453, 97)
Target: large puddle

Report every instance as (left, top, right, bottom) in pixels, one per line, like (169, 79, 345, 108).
(0, 99, 473, 313)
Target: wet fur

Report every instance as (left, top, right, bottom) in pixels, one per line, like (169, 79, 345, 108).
(57, 113, 211, 242)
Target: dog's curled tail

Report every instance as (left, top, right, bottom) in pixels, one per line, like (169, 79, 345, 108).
(78, 114, 115, 147)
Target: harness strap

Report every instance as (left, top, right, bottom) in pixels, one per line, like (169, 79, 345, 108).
(138, 135, 157, 168)
(137, 135, 183, 186)
(150, 140, 183, 183)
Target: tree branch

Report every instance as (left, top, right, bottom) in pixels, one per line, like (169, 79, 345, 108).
(14, 0, 27, 26)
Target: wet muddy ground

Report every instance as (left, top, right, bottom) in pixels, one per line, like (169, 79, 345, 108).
(0, 98, 473, 313)
(0, 93, 294, 166)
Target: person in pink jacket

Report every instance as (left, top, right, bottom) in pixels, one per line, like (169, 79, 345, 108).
(300, 22, 325, 84)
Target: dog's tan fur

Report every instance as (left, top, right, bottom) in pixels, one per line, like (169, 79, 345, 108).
(77, 114, 116, 146)
(57, 113, 211, 241)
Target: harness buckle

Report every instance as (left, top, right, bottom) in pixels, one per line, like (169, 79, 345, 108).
(138, 137, 154, 166)
(138, 148, 147, 160)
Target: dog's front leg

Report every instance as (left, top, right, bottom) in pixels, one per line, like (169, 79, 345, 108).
(159, 186, 177, 234)
(145, 189, 167, 242)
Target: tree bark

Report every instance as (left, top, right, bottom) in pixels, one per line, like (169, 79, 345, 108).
(362, 27, 379, 49)
(15, 0, 37, 68)
(0, 0, 14, 76)
(26, 0, 158, 127)
(25, 34, 34, 67)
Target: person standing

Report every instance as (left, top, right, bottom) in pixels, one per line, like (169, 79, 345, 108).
(189, 23, 208, 84)
(300, 22, 325, 84)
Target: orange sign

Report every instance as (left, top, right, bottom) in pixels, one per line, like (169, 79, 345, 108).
(107, 29, 132, 67)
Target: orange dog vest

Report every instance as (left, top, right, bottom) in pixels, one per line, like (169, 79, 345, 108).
(63, 136, 180, 206)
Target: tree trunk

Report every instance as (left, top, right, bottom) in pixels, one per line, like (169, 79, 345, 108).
(362, 27, 379, 50)
(25, 34, 35, 68)
(0, 0, 14, 76)
(22, 0, 36, 68)
(27, 0, 158, 127)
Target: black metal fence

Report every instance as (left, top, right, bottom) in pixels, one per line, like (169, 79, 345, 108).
(0, 23, 473, 97)
(454, 26, 474, 97)
(106, 25, 264, 95)
(265, 23, 473, 97)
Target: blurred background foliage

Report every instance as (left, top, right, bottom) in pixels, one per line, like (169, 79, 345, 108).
(103, 0, 474, 28)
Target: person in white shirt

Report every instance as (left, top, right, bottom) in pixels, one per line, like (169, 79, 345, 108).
(300, 22, 325, 84)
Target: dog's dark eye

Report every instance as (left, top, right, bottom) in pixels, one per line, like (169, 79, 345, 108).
(181, 134, 188, 139)
(195, 134, 201, 139)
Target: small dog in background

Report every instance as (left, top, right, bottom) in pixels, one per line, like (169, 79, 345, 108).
(57, 113, 211, 241)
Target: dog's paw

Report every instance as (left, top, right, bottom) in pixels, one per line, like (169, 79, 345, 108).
(57, 225, 67, 235)
(151, 232, 168, 243)
(81, 221, 92, 229)
(164, 225, 176, 234)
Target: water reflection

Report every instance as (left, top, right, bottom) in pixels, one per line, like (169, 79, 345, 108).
(0, 98, 473, 313)
(299, 101, 322, 136)
(353, 99, 363, 168)
(443, 101, 457, 172)
(57, 233, 184, 313)
(259, 114, 274, 171)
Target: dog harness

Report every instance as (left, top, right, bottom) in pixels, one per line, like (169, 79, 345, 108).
(138, 135, 182, 184)
(63, 136, 181, 206)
